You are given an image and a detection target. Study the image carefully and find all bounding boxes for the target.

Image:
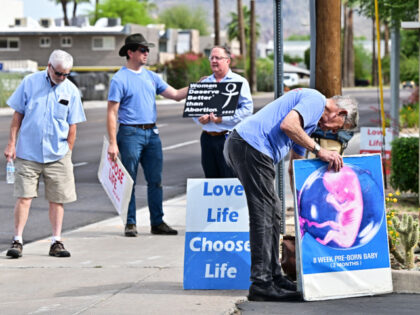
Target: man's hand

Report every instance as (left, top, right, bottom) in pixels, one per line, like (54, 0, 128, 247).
(209, 112, 222, 123)
(317, 148, 343, 172)
(4, 143, 16, 162)
(198, 114, 210, 124)
(108, 142, 119, 162)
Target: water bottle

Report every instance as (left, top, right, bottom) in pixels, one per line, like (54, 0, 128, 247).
(6, 160, 15, 184)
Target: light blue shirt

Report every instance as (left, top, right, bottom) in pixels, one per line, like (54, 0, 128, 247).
(193, 69, 253, 132)
(235, 88, 326, 164)
(108, 67, 168, 124)
(7, 70, 86, 163)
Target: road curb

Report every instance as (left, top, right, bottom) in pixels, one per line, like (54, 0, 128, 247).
(392, 270, 420, 293)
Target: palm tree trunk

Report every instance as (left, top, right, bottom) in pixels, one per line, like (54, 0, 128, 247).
(95, 0, 99, 22)
(73, 0, 77, 19)
(249, 0, 256, 93)
(61, 0, 69, 26)
(214, 0, 220, 45)
(237, 0, 246, 59)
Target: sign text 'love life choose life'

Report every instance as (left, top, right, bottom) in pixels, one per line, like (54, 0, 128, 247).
(183, 179, 250, 290)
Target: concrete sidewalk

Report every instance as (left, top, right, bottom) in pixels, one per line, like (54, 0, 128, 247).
(1, 192, 419, 314)
(0, 195, 247, 315)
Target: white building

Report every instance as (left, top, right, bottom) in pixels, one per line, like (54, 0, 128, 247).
(0, 0, 23, 27)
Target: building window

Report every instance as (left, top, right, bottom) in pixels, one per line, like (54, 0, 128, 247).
(39, 37, 51, 48)
(92, 36, 115, 51)
(0, 37, 19, 51)
(61, 37, 72, 47)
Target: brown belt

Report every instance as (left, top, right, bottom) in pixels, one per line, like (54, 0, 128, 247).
(121, 123, 156, 130)
(203, 130, 228, 136)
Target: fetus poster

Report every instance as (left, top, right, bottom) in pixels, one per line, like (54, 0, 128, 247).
(293, 154, 392, 301)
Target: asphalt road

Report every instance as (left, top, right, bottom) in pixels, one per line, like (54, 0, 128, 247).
(0, 87, 414, 251)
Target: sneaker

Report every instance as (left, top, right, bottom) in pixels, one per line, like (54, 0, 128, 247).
(151, 222, 178, 235)
(6, 240, 23, 258)
(125, 224, 138, 237)
(49, 241, 71, 257)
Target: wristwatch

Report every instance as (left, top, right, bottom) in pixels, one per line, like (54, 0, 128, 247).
(311, 143, 321, 156)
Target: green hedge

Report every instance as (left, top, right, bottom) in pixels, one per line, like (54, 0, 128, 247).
(390, 137, 419, 194)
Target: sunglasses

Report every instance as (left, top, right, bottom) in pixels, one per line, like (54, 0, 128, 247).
(50, 64, 70, 77)
(137, 46, 149, 53)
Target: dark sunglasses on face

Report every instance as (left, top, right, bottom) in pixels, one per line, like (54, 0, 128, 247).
(50, 64, 70, 77)
(137, 46, 149, 53)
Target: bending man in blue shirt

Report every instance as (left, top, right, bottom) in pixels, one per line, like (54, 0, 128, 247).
(107, 33, 189, 237)
(224, 88, 358, 301)
(4, 50, 86, 259)
(193, 46, 253, 178)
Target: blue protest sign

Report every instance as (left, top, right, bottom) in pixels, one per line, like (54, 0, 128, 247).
(183, 179, 251, 289)
(293, 154, 393, 300)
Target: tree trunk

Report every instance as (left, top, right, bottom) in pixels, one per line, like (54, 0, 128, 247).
(384, 22, 390, 56)
(371, 17, 378, 86)
(315, 0, 341, 97)
(61, 0, 69, 26)
(343, 5, 354, 87)
(249, 0, 257, 93)
(95, 0, 99, 22)
(214, 0, 220, 45)
(383, 22, 390, 84)
(73, 1, 77, 19)
(237, 0, 246, 59)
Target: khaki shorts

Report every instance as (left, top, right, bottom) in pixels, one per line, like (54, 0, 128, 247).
(14, 150, 76, 203)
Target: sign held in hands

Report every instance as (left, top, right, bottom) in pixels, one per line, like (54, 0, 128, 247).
(183, 82, 242, 117)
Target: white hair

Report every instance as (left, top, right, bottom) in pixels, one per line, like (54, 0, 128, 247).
(48, 50, 73, 69)
(332, 95, 359, 129)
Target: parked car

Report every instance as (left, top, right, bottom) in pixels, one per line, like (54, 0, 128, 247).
(402, 80, 416, 89)
(355, 78, 370, 86)
(283, 73, 299, 87)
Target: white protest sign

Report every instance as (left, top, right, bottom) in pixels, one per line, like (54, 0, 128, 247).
(360, 127, 393, 152)
(97, 136, 133, 224)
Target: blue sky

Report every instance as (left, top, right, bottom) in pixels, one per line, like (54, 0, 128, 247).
(23, 0, 95, 20)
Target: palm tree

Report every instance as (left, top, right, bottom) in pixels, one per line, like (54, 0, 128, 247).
(226, 5, 259, 49)
(50, 0, 90, 25)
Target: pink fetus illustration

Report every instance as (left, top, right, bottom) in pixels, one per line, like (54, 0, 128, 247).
(307, 166, 364, 248)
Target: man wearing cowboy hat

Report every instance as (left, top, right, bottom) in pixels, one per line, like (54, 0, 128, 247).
(107, 33, 189, 237)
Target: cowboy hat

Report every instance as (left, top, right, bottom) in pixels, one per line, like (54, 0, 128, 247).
(118, 33, 155, 57)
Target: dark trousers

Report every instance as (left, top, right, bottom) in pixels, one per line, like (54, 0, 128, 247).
(200, 131, 235, 178)
(224, 130, 283, 284)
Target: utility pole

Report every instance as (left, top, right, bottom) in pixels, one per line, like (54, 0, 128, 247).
(214, 0, 220, 45)
(250, 0, 257, 93)
(315, 0, 342, 97)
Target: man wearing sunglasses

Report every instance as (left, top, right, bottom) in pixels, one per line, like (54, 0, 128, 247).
(107, 33, 189, 237)
(4, 50, 86, 259)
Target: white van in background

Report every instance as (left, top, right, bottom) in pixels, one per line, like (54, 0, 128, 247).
(283, 73, 299, 87)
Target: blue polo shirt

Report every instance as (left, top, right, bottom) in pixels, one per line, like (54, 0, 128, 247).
(193, 69, 253, 131)
(108, 67, 168, 124)
(235, 88, 326, 164)
(7, 70, 86, 163)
